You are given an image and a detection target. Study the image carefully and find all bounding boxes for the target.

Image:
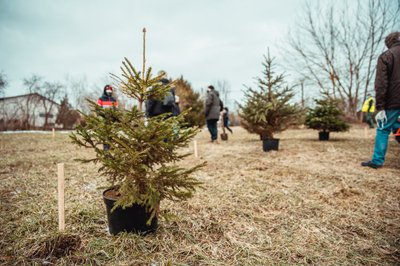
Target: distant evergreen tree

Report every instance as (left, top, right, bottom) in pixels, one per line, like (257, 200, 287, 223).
(238, 51, 304, 139)
(175, 76, 205, 127)
(305, 98, 350, 133)
(56, 96, 80, 129)
(0, 71, 7, 97)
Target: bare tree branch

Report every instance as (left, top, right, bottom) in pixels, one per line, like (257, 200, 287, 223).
(285, 0, 400, 119)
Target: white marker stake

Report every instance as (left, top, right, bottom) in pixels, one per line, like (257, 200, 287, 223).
(52, 128, 55, 138)
(194, 140, 198, 158)
(57, 163, 65, 231)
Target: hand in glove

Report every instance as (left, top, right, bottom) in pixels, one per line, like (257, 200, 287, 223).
(375, 110, 387, 128)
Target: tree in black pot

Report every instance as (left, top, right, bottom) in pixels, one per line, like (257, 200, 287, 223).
(70, 55, 204, 235)
(238, 51, 304, 151)
(305, 98, 350, 141)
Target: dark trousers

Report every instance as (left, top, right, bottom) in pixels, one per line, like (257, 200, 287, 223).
(207, 119, 218, 141)
(223, 118, 233, 133)
(365, 113, 374, 128)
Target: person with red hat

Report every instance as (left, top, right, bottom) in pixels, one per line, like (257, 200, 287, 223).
(98, 85, 118, 109)
(98, 85, 119, 150)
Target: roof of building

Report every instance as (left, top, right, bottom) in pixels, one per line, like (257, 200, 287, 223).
(0, 93, 61, 107)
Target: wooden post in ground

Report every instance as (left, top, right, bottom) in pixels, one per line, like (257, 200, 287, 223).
(57, 163, 65, 231)
(194, 140, 198, 158)
(52, 128, 55, 138)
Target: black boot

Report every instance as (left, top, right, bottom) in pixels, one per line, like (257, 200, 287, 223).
(361, 161, 382, 169)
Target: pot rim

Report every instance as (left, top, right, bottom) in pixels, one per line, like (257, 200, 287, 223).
(103, 187, 120, 201)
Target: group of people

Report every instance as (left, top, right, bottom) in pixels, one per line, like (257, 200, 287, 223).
(96, 31, 399, 169)
(97, 73, 180, 119)
(96, 73, 233, 147)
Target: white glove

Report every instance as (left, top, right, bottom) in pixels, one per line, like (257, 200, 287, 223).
(375, 110, 387, 129)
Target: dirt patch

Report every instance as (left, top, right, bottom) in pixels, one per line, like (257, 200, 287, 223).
(27, 234, 82, 261)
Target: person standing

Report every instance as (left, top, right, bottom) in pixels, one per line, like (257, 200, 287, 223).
(145, 78, 176, 118)
(205, 85, 221, 143)
(97, 85, 118, 150)
(361, 93, 375, 128)
(172, 93, 181, 117)
(361, 32, 400, 169)
(221, 107, 233, 134)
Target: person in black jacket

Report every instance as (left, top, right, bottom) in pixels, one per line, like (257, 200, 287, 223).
(361, 32, 400, 169)
(145, 78, 178, 118)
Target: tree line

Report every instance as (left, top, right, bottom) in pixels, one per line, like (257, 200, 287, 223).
(0, 72, 206, 130)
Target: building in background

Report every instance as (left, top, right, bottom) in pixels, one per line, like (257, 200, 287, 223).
(0, 93, 61, 130)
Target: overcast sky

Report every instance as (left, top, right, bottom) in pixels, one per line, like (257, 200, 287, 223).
(1, 0, 323, 107)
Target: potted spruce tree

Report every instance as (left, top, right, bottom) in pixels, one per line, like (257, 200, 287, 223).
(305, 98, 350, 141)
(70, 56, 203, 235)
(238, 51, 304, 151)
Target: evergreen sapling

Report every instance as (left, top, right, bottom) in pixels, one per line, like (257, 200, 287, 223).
(70, 57, 204, 223)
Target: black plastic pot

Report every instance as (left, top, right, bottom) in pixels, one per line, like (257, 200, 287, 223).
(220, 133, 228, 141)
(262, 138, 279, 152)
(319, 131, 330, 141)
(103, 189, 158, 235)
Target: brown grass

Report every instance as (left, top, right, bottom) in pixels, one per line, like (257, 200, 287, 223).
(0, 126, 399, 265)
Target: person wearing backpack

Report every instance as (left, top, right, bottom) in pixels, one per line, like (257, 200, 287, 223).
(145, 78, 177, 118)
(205, 85, 221, 143)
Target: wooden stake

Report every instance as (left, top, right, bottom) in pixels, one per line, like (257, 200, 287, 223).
(142, 27, 146, 80)
(52, 128, 55, 138)
(57, 163, 65, 231)
(194, 140, 198, 158)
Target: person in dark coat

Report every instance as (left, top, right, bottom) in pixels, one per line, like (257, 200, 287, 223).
(145, 78, 178, 118)
(172, 94, 181, 117)
(205, 85, 221, 142)
(361, 32, 400, 169)
(97, 85, 118, 150)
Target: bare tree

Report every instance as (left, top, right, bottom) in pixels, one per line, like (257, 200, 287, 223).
(37, 81, 64, 129)
(23, 75, 65, 129)
(64, 75, 98, 114)
(216, 80, 231, 108)
(0, 71, 8, 98)
(22, 75, 43, 128)
(287, 0, 400, 119)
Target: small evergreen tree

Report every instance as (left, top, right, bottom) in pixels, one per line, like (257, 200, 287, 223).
(56, 96, 81, 129)
(238, 52, 304, 139)
(305, 98, 350, 133)
(174, 76, 205, 127)
(70, 58, 204, 222)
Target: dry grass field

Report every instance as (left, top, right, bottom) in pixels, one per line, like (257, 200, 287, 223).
(0, 126, 399, 265)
